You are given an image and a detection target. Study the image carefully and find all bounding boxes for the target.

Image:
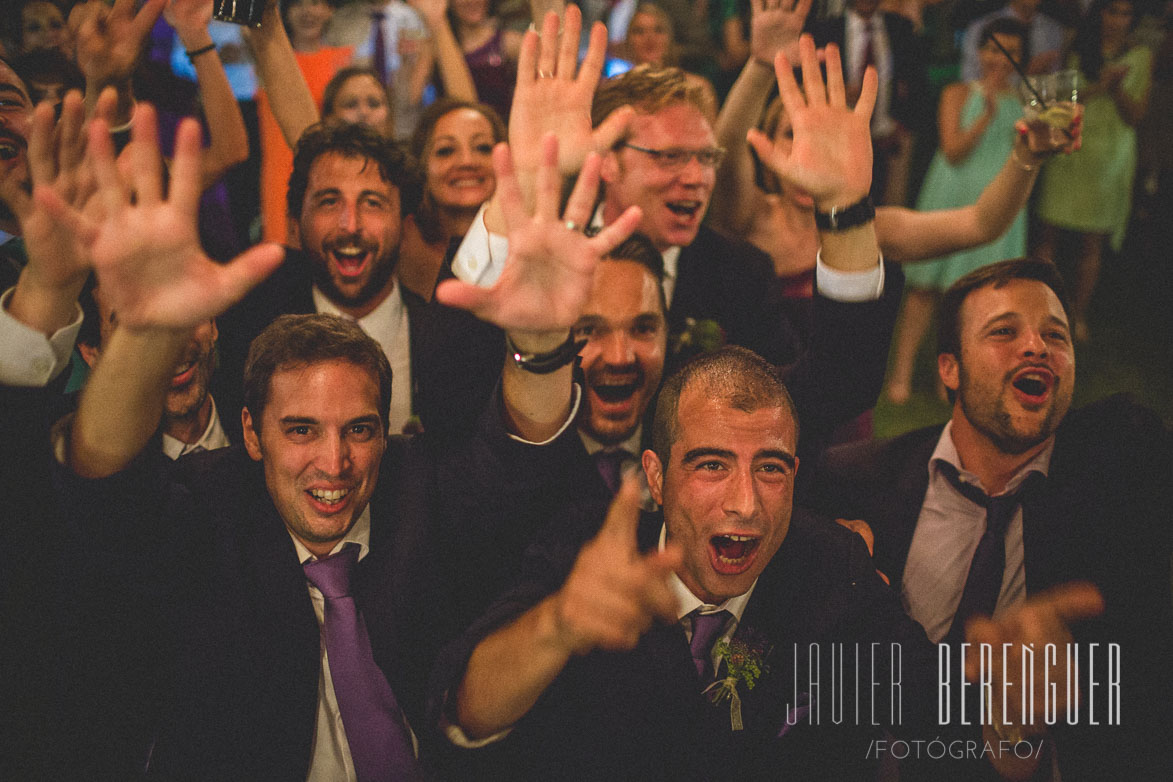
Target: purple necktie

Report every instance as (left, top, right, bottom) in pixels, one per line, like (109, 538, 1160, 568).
(593, 449, 632, 495)
(303, 544, 421, 781)
(370, 10, 388, 85)
(689, 609, 732, 681)
(939, 466, 1040, 646)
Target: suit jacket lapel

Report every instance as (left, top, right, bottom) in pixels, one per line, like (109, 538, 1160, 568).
(873, 431, 937, 589)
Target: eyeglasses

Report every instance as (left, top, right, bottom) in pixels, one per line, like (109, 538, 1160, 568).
(621, 142, 726, 170)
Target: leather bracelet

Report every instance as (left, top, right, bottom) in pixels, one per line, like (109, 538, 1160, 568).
(813, 195, 875, 232)
(186, 43, 217, 59)
(506, 331, 586, 374)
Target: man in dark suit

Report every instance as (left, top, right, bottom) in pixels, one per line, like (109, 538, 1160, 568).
(435, 344, 1103, 781)
(809, 0, 930, 204)
(212, 121, 504, 443)
(40, 83, 635, 780)
(813, 258, 1173, 781)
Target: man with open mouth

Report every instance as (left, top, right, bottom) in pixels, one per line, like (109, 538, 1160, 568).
(212, 120, 506, 445)
(439, 342, 1103, 781)
(813, 258, 1173, 780)
(5, 77, 636, 778)
(453, 31, 905, 459)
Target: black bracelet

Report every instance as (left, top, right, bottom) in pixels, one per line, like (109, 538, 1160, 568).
(506, 331, 586, 375)
(814, 195, 876, 232)
(186, 43, 218, 59)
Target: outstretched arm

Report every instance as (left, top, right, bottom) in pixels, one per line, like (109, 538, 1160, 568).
(166, 0, 250, 191)
(710, 0, 809, 237)
(456, 476, 681, 739)
(246, 0, 320, 150)
(411, 0, 477, 102)
(748, 34, 879, 274)
(875, 109, 1083, 262)
(43, 107, 283, 477)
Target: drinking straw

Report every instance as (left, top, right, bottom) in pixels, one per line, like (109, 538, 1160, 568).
(990, 34, 1075, 141)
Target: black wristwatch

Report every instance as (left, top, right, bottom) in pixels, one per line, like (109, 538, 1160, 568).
(814, 195, 876, 232)
(506, 331, 587, 374)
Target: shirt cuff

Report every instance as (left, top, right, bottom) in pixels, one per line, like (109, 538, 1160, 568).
(442, 709, 514, 748)
(451, 204, 508, 287)
(506, 384, 582, 446)
(814, 251, 885, 302)
(0, 286, 83, 387)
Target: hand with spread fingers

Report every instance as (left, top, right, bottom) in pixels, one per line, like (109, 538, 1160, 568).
(436, 134, 642, 338)
(749, 0, 811, 67)
(552, 473, 683, 655)
(6, 92, 99, 333)
(37, 104, 283, 332)
(747, 34, 876, 210)
(507, 6, 633, 180)
(71, 0, 166, 92)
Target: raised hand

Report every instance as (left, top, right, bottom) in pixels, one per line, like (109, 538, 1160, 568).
(435, 134, 642, 335)
(4, 90, 115, 335)
(552, 474, 682, 655)
(508, 7, 633, 179)
(747, 35, 876, 209)
(70, 0, 166, 88)
(164, 0, 214, 43)
(37, 104, 283, 331)
(749, 0, 811, 67)
(407, 0, 448, 30)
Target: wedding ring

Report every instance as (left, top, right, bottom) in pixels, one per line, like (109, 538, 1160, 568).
(537, 69, 555, 79)
(564, 220, 581, 232)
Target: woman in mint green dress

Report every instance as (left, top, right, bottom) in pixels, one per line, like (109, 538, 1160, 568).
(1036, 0, 1151, 341)
(886, 18, 1030, 403)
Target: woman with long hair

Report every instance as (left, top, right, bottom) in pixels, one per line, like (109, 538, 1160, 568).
(398, 98, 505, 298)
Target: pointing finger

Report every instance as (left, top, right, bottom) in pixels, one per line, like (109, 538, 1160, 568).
(598, 470, 644, 548)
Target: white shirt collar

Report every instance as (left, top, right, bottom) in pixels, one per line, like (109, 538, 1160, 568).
(312, 279, 404, 333)
(929, 419, 1056, 496)
(290, 505, 373, 565)
(161, 396, 230, 460)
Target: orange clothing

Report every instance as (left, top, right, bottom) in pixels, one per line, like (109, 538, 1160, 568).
(257, 46, 353, 244)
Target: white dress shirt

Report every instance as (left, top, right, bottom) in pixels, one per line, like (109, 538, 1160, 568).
(900, 421, 1055, 643)
(0, 286, 83, 386)
(313, 282, 413, 435)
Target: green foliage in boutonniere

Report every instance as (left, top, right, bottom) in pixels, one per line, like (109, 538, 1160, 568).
(703, 632, 771, 731)
(670, 318, 726, 361)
